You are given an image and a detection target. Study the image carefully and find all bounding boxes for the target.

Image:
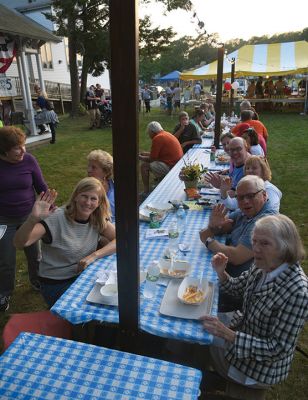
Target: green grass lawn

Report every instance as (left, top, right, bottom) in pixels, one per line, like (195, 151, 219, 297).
(1, 108, 307, 399)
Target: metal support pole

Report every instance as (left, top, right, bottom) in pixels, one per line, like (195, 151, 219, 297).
(230, 59, 235, 115)
(214, 46, 224, 149)
(20, 46, 37, 135)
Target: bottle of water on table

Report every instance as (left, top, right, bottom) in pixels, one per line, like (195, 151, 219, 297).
(144, 260, 160, 299)
(168, 221, 179, 252)
(176, 205, 186, 233)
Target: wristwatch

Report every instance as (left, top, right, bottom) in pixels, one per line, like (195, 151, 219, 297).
(205, 237, 215, 248)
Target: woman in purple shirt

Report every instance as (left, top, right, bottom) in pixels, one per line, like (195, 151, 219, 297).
(0, 127, 47, 312)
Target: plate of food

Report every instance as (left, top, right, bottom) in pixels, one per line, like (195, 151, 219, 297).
(196, 197, 217, 208)
(146, 202, 173, 213)
(215, 153, 230, 165)
(159, 259, 191, 278)
(178, 276, 208, 305)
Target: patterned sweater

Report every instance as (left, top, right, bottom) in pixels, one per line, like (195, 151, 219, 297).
(221, 263, 308, 385)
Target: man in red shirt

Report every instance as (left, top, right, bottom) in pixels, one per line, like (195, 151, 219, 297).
(232, 110, 268, 142)
(139, 121, 183, 195)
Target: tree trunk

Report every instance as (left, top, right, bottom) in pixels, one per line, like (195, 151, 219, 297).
(80, 55, 89, 104)
(68, 16, 80, 117)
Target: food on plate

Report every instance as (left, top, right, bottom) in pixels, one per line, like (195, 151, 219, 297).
(146, 203, 172, 213)
(161, 268, 187, 278)
(216, 154, 229, 162)
(182, 285, 205, 304)
(196, 198, 215, 207)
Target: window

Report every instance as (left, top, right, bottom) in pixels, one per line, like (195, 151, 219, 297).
(40, 43, 53, 69)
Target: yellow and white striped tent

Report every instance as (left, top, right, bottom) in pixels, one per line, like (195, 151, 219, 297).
(180, 41, 308, 80)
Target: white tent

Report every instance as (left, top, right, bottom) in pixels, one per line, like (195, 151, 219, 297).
(180, 41, 308, 80)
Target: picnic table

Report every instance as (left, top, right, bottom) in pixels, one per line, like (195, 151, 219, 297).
(0, 332, 202, 400)
(51, 146, 226, 345)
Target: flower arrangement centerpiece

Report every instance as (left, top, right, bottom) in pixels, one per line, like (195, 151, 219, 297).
(179, 159, 207, 189)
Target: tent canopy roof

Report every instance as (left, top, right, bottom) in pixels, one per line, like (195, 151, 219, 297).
(180, 41, 308, 80)
(0, 4, 60, 43)
(157, 70, 180, 81)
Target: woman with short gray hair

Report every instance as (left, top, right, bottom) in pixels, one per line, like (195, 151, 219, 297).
(201, 214, 307, 390)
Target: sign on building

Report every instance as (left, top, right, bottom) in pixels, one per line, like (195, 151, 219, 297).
(0, 75, 17, 97)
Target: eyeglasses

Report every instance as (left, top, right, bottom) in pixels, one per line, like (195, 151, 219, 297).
(236, 189, 264, 202)
(229, 146, 243, 153)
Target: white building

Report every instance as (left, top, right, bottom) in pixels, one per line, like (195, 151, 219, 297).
(1, 0, 110, 89)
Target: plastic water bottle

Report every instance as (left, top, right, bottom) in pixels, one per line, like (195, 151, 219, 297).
(143, 260, 160, 299)
(176, 205, 186, 233)
(168, 221, 179, 253)
(210, 147, 216, 162)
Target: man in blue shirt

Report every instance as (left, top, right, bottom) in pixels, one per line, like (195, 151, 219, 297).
(200, 175, 277, 311)
(204, 137, 250, 193)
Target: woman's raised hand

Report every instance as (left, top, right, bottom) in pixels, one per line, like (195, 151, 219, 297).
(211, 252, 228, 275)
(31, 189, 57, 220)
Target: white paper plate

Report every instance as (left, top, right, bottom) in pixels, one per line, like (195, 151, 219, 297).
(159, 259, 191, 278)
(160, 279, 214, 320)
(87, 271, 146, 306)
(178, 276, 208, 305)
(146, 202, 173, 212)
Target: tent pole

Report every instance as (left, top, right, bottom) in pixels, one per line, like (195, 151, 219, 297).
(230, 59, 235, 116)
(214, 45, 224, 148)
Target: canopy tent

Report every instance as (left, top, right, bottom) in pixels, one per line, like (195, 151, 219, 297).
(157, 70, 180, 81)
(180, 41, 308, 80)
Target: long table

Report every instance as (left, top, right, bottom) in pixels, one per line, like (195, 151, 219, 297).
(52, 148, 225, 344)
(0, 332, 202, 400)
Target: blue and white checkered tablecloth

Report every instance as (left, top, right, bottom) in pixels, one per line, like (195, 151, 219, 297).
(51, 149, 224, 344)
(0, 332, 202, 400)
(193, 137, 213, 149)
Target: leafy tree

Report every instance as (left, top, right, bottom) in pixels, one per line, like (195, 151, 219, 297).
(46, 0, 82, 116)
(157, 38, 190, 76)
(46, 0, 109, 114)
(46, 0, 193, 114)
(141, 0, 192, 12)
(139, 16, 176, 81)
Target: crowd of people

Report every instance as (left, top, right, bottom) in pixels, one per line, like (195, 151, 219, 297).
(140, 81, 212, 115)
(85, 83, 111, 129)
(138, 101, 307, 393)
(0, 95, 307, 397)
(247, 76, 306, 99)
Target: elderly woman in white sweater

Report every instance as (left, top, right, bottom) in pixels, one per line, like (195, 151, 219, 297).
(220, 156, 281, 212)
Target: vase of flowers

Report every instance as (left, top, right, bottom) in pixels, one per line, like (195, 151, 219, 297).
(179, 160, 206, 189)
